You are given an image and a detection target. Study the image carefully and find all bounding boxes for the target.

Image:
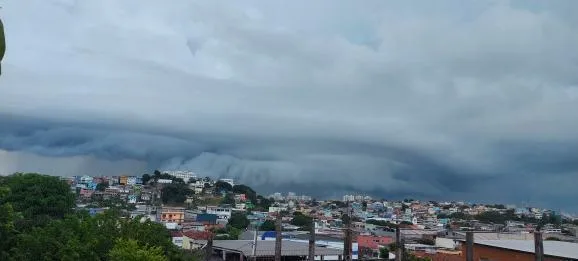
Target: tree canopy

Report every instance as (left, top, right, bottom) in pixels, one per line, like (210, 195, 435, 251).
(228, 212, 250, 230)
(161, 183, 192, 205)
(259, 220, 276, 231)
(0, 173, 197, 261)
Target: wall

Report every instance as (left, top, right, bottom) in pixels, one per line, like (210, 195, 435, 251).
(462, 244, 567, 261)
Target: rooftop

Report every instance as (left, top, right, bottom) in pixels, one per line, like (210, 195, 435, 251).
(212, 240, 343, 257)
(476, 240, 578, 260)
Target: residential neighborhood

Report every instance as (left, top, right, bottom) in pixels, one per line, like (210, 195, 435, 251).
(61, 170, 578, 261)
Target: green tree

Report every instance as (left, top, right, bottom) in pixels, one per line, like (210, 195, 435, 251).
(259, 220, 276, 231)
(228, 212, 250, 230)
(142, 174, 151, 185)
(232, 185, 257, 203)
(291, 213, 313, 231)
(379, 247, 389, 259)
(0, 186, 16, 260)
(161, 183, 192, 205)
(215, 181, 233, 193)
(3, 173, 75, 229)
(96, 182, 109, 192)
(221, 193, 235, 205)
(109, 238, 168, 261)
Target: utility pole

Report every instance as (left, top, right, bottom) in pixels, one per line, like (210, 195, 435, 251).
(205, 234, 214, 261)
(466, 231, 474, 261)
(395, 227, 402, 261)
(252, 225, 258, 261)
(343, 204, 353, 261)
(309, 218, 316, 261)
(275, 213, 282, 261)
(534, 230, 544, 261)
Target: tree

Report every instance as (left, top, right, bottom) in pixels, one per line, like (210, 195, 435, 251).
(142, 174, 151, 185)
(96, 182, 109, 192)
(109, 238, 168, 261)
(3, 173, 75, 228)
(228, 212, 250, 230)
(259, 220, 276, 231)
(215, 181, 233, 193)
(362, 201, 368, 211)
(0, 186, 16, 260)
(379, 247, 389, 259)
(232, 185, 257, 203)
(221, 193, 235, 205)
(161, 183, 192, 205)
(291, 214, 313, 231)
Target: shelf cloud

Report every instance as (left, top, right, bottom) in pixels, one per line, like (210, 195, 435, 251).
(2, 0, 578, 210)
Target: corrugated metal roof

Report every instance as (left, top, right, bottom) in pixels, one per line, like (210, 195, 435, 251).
(476, 240, 578, 259)
(212, 240, 343, 257)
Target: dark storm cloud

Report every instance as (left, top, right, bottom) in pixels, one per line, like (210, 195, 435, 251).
(2, 0, 578, 210)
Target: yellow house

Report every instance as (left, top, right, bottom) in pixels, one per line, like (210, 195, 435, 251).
(119, 176, 128, 185)
(160, 207, 185, 224)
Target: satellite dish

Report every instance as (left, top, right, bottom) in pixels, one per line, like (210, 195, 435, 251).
(0, 18, 5, 75)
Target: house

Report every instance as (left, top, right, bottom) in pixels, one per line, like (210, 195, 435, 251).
(197, 213, 218, 225)
(160, 207, 186, 224)
(119, 176, 128, 185)
(181, 231, 213, 250)
(461, 240, 578, 261)
(357, 235, 394, 256)
(206, 206, 232, 221)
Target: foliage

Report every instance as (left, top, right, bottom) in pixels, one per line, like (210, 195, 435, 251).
(213, 226, 241, 240)
(109, 238, 168, 261)
(232, 185, 257, 203)
(215, 181, 233, 193)
(291, 213, 313, 231)
(0, 186, 16, 259)
(2, 173, 75, 229)
(379, 247, 389, 259)
(161, 183, 192, 205)
(260, 220, 276, 231)
(96, 182, 109, 192)
(0, 173, 197, 261)
(228, 212, 250, 230)
(221, 193, 235, 205)
(142, 174, 151, 185)
(366, 219, 397, 229)
(545, 236, 561, 241)
(254, 195, 273, 211)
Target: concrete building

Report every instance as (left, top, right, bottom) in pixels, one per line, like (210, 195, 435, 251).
(160, 207, 185, 224)
(164, 170, 197, 182)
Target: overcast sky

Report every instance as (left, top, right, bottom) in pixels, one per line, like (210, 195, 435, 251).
(2, 0, 578, 210)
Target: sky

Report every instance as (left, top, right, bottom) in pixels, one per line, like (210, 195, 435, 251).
(2, 0, 578, 210)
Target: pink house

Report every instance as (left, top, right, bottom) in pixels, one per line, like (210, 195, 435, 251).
(79, 188, 94, 198)
(357, 235, 394, 251)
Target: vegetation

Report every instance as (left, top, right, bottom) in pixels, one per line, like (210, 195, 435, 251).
(161, 183, 192, 205)
(379, 247, 389, 259)
(228, 212, 250, 230)
(290, 212, 313, 231)
(259, 220, 276, 231)
(215, 181, 233, 193)
(109, 238, 168, 261)
(0, 173, 196, 261)
(366, 219, 398, 229)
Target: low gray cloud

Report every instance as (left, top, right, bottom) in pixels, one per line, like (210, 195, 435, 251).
(2, 0, 578, 210)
